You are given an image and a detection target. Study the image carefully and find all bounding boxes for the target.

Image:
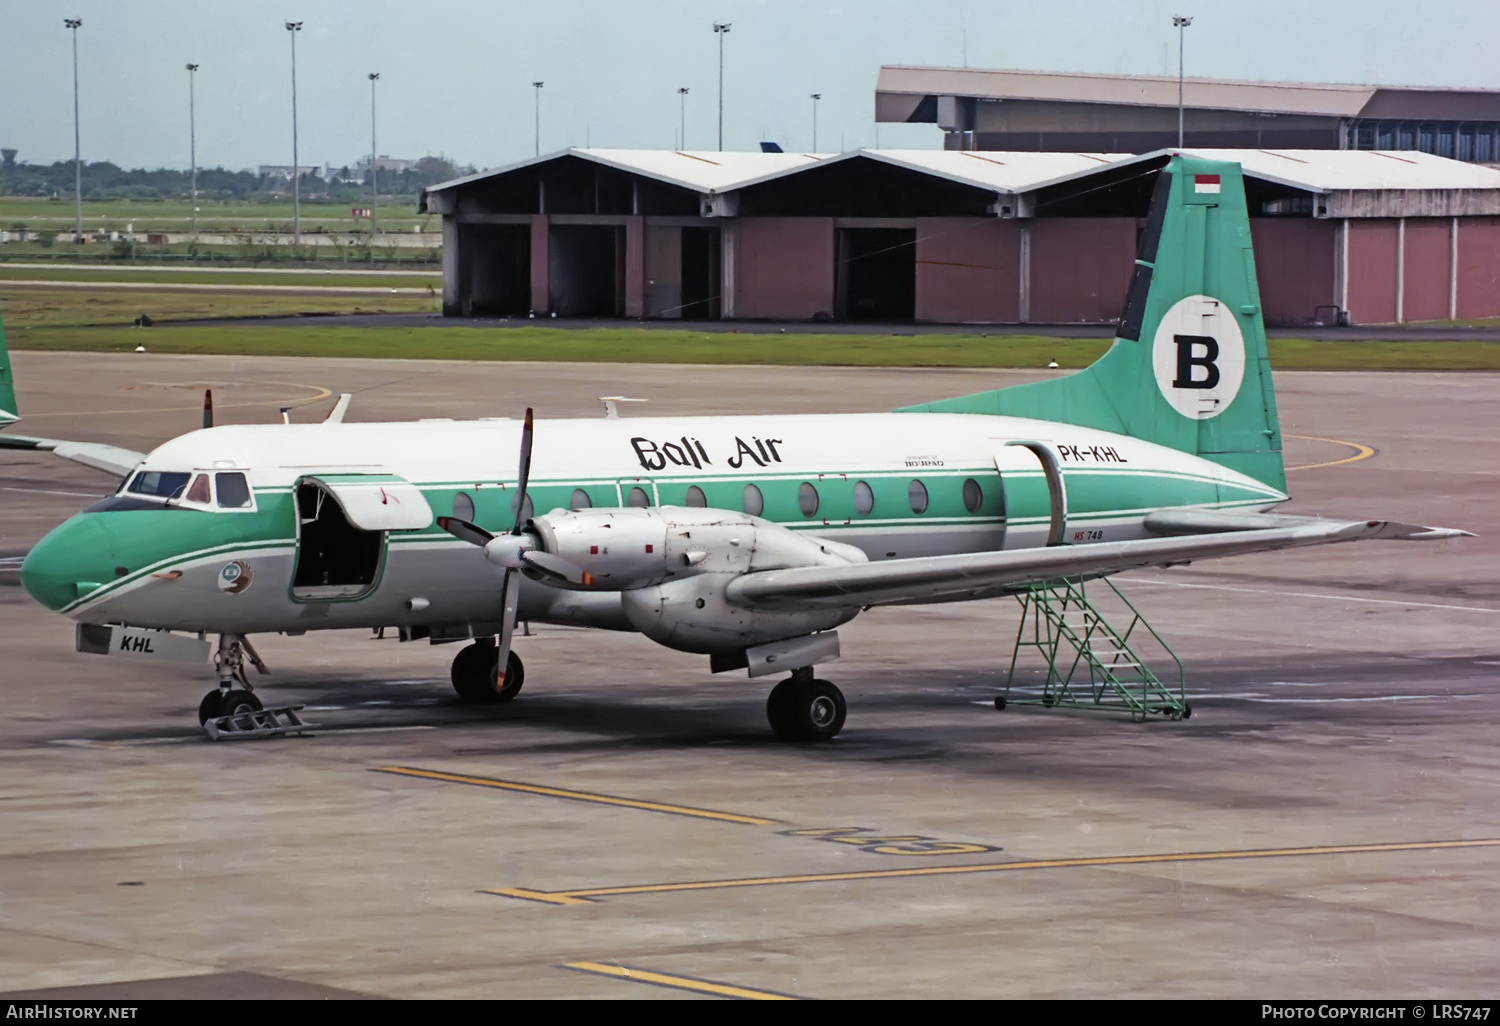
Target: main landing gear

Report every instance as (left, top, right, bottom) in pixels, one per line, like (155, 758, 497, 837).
(451, 639, 525, 704)
(766, 667, 846, 742)
(198, 633, 269, 726)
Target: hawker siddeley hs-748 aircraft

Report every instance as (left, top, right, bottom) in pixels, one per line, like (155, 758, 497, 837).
(1, 157, 1469, 741)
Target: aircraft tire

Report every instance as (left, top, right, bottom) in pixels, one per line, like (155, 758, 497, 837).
(451, 643, 525, 703)
(197, 690, 223, 725)
(767, 677, 845, 742)
(217, 689, 262, 722)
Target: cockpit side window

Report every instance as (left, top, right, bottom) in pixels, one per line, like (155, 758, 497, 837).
(127, 471, 190, 499)
(184, 474, 212, 504)
(215, 473, 252, 509)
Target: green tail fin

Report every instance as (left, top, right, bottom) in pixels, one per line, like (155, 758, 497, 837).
(900, 155, 1285, 494)
(0, 311, 15, 423)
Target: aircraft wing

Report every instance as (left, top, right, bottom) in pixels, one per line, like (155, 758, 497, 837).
(0, 433, 145, 477)
(725, 517, 1471, 612)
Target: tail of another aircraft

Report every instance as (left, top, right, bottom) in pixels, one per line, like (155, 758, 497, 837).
(900, 155, 1285, 494)
(0, 312, 16, 423)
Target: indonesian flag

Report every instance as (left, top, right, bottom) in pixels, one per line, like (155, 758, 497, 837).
(1194, 174, 1222, 194)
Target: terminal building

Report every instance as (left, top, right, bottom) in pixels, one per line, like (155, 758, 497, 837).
(876, 66, 1500, 163)
(420, 145, 1500, 328)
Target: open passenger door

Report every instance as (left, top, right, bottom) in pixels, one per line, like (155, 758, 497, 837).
(292, 474, 433, 600)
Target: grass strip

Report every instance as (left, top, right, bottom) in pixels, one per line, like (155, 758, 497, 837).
(8, 324, 1500, 370)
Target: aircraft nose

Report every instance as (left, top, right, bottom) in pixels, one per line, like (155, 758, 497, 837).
(21, 515, 118, 612)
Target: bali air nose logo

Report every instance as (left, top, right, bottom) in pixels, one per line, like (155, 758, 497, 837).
(1151, 294, 1246, 420)
(217, 560, 254, 595)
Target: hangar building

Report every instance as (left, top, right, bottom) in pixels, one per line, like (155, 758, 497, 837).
(876, 66, 1500, 162)
(419, 147, 1500, 327)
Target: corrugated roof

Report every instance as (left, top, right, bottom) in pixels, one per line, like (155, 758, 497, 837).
(425, 147, 828, 197)
(877, 66, 1378, 117)
(1086, 148, 1500, 193)
(843, 149, 1133, 193)
(424, 146, 1500, 207)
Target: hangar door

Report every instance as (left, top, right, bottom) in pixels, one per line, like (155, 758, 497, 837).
(836, 227, 916, 320)
(550, 224, 624, 317)
(459, 223, 530, 316)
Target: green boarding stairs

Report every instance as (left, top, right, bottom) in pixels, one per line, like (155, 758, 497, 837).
(1000, 578, 1190, 722)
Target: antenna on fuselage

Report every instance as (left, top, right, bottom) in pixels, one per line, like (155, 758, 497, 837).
(202, 389, 213, 429)
(599, 396, 647, 419)
(279, 408, 291, 425)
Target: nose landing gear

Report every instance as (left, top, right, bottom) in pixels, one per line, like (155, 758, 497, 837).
(766, 667, 846, 742)
(198, 633, 269, 725)
(450, 639, 525, 703)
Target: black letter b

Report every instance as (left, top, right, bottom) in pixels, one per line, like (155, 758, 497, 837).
(1173, 334, 1220, 389)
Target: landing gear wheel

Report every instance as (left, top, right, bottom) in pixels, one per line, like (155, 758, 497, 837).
(217, 690, 262, 721)
(198, 690, 224, 726)
(766, 677, 846, 742)
(451, 643, 525, 703)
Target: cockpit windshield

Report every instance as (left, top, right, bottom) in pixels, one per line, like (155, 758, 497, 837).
(126, 471, 190, 499)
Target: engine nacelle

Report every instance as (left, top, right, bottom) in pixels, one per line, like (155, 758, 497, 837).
(530, 506, 864, 591)
(530, 506, 866, 653)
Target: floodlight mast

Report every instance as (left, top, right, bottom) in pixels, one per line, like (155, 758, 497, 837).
(64, 18, 82, 241)
(713, 22, 731, 151)
(678, 87, 689, 150)
(1173, 15, 1193, 148)
(533, 81, 544, 156)
(286, 21, 302, 244)
(186, 64, 198, 236)
(368, 73, 379, 235)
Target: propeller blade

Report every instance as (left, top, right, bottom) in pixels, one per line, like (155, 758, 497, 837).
(494, 566, 521, 693)
(512, 407, 534, 534)
(521, 549, 595, 587)
(202, 389, 214, 429)
(436, 516, 495, 547)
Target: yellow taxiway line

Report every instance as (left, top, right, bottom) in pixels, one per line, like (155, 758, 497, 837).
(375, 766, 780, 826)
(486, 837, 1500, 906)
(561, 961, 797, 1000)
(1285, 433, 1378, 471)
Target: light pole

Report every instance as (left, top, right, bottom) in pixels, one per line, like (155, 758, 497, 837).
(368, 73, 379, 235)
(810, 93, 821, 152)
(678, 86, 689, 150)
(1173, 15, 1192, 148)
(713, 22, 731, 151)
(285, 21, 302, 244)
(64, 18, 82, 241)
(186, 64, 198, 236)
(532, 81, 544, 156)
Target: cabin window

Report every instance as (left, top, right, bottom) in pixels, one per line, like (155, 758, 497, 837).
(627, 486, 651, 508)
(127, 471, 190, 499)
(685, 485, 707, 507)
(570, 488, 592, 510)
(512, 493, 535, 522)
(184, 474, 211, 504)
(215, 473, 252, 509)
(853, 480, 874, 516)
(742, 483, 764, 517)
(798, 482, 819, 517)
(451, 491, 475, 521)
(908, 479, 929, 514)
(962, 478, 983, 514)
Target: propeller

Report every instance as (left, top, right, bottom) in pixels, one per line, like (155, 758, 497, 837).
(203, 389, 214, 429)
(436, 408, 593, 695)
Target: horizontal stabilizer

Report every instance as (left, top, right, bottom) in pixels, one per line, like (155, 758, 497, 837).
(726, 518, 1466, 612)
(0, 433, 145, 477)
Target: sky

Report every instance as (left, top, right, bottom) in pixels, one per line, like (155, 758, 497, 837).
(2, 0, 1497, 174)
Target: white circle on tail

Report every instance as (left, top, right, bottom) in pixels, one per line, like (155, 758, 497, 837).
(1151, 294, 1246, 421)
